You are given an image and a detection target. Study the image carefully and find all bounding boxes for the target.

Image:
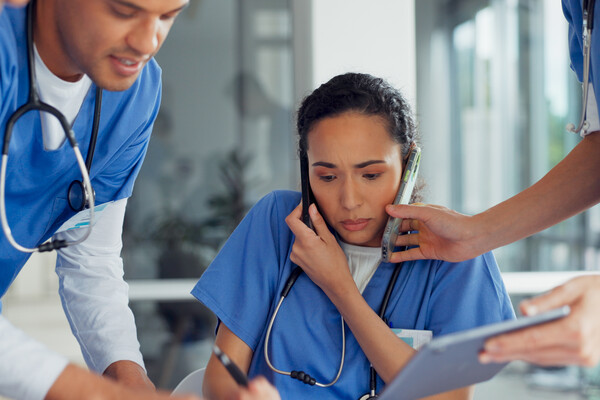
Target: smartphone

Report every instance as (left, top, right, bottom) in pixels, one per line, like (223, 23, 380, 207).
(300, 155, 316, 230)
(213, 345, 249, 387)
(381, 145, 422, 262)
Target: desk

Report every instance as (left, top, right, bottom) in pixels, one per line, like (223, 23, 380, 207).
(126, 272, 600, 302)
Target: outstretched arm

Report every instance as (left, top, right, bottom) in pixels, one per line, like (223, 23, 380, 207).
(387, 131, 600, 263)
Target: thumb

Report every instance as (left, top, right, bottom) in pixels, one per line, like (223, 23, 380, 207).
(520, 278, 583, 315)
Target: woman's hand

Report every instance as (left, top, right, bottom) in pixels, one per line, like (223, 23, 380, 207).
(285, 202, 356, 298)
(226, 377, 281, 400)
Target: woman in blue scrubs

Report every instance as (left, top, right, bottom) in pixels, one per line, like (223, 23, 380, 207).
(193, 72, 515, 400)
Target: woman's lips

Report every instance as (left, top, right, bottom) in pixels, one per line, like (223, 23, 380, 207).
(341, 218, 370, 231)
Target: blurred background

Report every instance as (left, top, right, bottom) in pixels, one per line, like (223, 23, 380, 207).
(3, 0, 600, 398)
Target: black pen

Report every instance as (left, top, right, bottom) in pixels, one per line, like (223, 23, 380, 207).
(213, 344, 249, 387)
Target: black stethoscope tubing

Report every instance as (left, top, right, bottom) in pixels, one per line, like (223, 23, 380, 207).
(0, 1, 100, 253)
(264, 254, 404, 398)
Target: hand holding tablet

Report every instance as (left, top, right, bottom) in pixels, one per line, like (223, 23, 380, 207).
(379, 306, 570, 400)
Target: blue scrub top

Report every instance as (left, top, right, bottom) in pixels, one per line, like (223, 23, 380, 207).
(193, 190, 515, 400)
(0, 7, 162, 302)
(563, 0, 600, 115)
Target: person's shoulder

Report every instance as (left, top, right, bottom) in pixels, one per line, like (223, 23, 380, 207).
(0, 7, 23, 68)
(246, 190, 300, 222)
(261, 190, 300, 211)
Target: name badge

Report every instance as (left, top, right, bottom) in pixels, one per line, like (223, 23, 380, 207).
(55, 201, 114, 233)
(391, 328, 433, 350)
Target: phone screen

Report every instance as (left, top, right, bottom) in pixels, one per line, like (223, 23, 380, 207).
(381, 146, 421, 262)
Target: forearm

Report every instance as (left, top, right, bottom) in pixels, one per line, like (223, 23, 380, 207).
(46, 363, 179, 400)
(56, 199, 145, 375)
(325, 284, 414, 383)
(203, 324, 253, 400)
(103, 360, 155, 390)
(472, 131, 600, 253)
(46, 364, 120, 400)
(328, 287, 471, 399)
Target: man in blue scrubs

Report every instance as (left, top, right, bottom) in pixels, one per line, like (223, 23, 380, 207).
(0, 1, 281, 400)
(387, 0, 600, 368)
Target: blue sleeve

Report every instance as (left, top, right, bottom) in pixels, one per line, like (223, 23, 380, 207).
(92, 60, 162, 203)
(563, 0, 584, 82)
(0, 10, 19, 135)
(191, 191, 296, 350)
(427, 252, 515, 337)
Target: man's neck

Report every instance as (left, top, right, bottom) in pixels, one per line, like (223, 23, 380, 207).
(32, 1, 83, 82)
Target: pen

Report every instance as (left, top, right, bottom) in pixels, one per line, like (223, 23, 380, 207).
(213, 344, 249, 387)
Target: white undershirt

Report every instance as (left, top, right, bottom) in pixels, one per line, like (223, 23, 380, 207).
(34, 45, 92, 150)
(340, 241, 382, 294)
(584, 83, 600, 137)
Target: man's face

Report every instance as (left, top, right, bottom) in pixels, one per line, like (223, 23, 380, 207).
(38, 0, 188, 91)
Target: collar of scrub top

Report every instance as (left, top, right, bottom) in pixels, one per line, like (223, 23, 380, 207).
(0, 1, 100, 253)
(567, 0, 596, 134)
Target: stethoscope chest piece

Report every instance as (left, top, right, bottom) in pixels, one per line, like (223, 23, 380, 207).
(67, 179, 95, 211)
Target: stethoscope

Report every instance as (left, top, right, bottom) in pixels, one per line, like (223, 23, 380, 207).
(0, 2, 101, 253)
(264, 256, 404, 399)
(567, 0, 596, 134)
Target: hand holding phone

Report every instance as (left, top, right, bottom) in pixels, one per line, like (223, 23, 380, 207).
(381, 145, 421, 262)
(213, 344, 249, 387)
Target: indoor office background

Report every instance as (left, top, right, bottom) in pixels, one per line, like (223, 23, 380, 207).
(2, 0, 600, 399)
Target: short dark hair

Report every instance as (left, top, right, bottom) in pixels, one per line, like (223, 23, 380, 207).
(296, 72, 419, 160)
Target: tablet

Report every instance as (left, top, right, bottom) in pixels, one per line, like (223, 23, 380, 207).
(379, 305, 570, 400)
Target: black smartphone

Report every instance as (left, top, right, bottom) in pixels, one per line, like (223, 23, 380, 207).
(300, 155, 316, 230)
(213, 345, 249, 387)
(381, 145, 421, 262)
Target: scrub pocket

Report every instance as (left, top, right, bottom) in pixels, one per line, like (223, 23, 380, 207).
(391, 328, 432, 350)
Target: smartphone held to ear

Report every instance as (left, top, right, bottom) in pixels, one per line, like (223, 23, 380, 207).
(381, 145, 421, 262)
(299, 145, 421, 258)
(300, 156, 315, 231)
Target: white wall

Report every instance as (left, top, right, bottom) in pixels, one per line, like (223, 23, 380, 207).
(310, 0, 416, 103)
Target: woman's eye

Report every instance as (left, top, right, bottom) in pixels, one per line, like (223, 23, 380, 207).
(364, 173, 381, 180)
(319, 175, 336, 182)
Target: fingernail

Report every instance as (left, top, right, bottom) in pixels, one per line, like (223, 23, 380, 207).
(479, 353, 491, 364)
(522, 304, 538, 316)
(484, 341, 500, 352)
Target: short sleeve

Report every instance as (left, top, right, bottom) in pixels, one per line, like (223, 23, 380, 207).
(426, 252, 515, 336)
(91, 60, 162, 204)
(191, 191, 296, 350)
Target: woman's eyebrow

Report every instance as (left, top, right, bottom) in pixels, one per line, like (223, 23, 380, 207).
(311, 160, 386, 168)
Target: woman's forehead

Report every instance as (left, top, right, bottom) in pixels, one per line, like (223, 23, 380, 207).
(307, 113, 400, 158)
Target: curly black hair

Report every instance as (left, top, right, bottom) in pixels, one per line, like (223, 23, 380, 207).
(296, 72, 419, 160)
